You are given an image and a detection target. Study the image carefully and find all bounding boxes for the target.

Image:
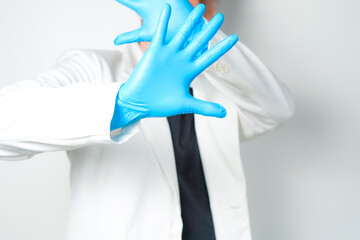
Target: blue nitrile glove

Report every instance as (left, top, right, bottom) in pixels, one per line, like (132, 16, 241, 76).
(114, 0, 204, 45)
(110, 4, 239, 130)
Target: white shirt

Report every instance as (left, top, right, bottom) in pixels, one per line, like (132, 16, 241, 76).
(0, 30, 294, 240)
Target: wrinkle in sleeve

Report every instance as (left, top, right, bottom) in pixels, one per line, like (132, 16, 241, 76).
(201, 30, 294, 141)
(0, 49, 137, 160)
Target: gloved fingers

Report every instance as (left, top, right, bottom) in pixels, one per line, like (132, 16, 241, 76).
(185, 13, 224, 59)
(114, 0, 140, 10)
(170, 4, 205, 50)
(114, 27, 144, 45)
(184, 97, 227, 118)
(194, 34, 238, 73)
(152, 4, 172, 45)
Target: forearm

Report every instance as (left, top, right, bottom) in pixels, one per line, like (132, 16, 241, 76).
(195, 29, 294, 140)
(0, 49, 138, 160)
(0, 82, 122, 160)
(205, 30, 294, 124)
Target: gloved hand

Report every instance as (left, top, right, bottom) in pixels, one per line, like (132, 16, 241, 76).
(114, 0, 203, 45)
(110, 4, 238, 130)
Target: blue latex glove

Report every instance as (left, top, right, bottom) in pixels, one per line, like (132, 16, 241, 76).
(114, 0, 203, 45)
(110, 4, 238, 130)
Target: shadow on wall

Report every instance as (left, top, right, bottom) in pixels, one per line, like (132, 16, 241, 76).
(217, 0, 240, 34)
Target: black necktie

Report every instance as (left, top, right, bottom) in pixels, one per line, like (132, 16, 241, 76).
(167, 89, 216, 240)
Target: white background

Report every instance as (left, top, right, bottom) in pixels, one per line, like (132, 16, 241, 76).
(0, 0, 359, 239)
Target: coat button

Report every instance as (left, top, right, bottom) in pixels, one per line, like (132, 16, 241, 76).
(223, 64, 229, 73)
(213, 61, 229, 74)
(213, 61, 222, 72)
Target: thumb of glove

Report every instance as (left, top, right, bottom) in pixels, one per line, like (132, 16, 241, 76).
(183, 97, 227, 118)
(114, 27, 145, 45)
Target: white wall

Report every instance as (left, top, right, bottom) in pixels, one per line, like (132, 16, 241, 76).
(1, 0, 359, 240)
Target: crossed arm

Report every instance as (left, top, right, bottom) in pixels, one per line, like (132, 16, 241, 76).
(0, 2, 293, 160)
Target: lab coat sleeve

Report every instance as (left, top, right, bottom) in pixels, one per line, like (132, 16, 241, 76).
(0, 49, 138, 161)
(202, 30, 295, 141)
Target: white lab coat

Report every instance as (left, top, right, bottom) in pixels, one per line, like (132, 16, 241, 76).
(0, 30, 294, 240)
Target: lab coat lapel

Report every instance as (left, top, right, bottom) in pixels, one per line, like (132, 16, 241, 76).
(141, 118, 180, 202)
(193, 80, 248, 239)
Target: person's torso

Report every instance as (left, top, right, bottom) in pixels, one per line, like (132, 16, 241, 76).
(65, 44, 251, 240)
